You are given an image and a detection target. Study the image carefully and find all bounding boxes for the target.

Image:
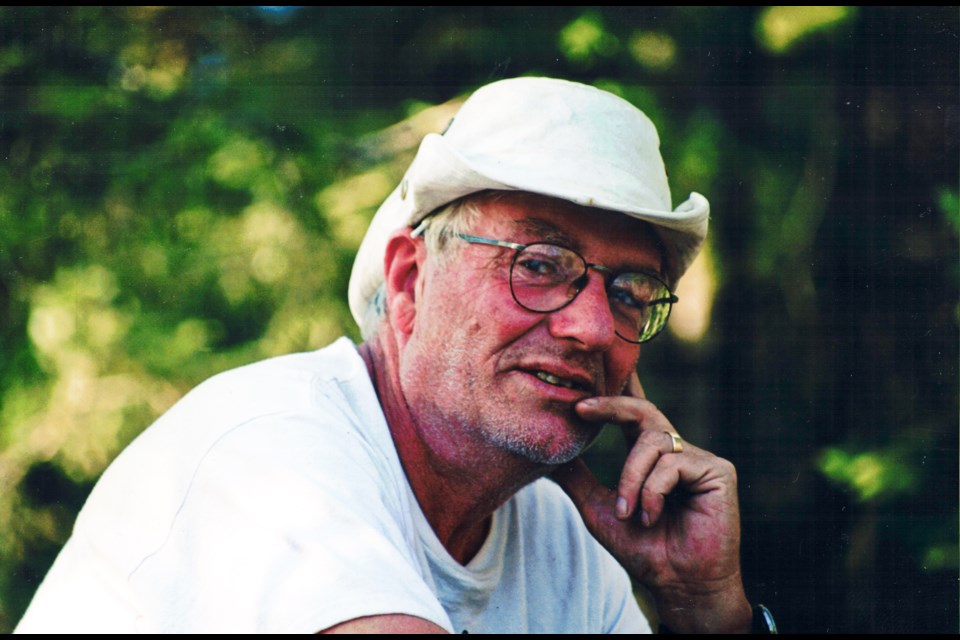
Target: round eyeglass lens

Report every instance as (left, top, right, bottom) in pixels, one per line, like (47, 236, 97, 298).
(509, 244, 585, 312)
(607, 273, 674, 343)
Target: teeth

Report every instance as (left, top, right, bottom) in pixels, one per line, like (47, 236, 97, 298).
(535, 371, 577, 389)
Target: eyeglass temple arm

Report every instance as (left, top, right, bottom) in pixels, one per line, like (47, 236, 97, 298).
(456, 233, 527, 251)
(409, 224, 528, 254)
(410, 218, 430, 238)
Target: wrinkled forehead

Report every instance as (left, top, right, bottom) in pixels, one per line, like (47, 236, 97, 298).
(468, 192, 666, 275)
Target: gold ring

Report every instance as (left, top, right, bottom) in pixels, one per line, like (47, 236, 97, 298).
(667, 432, 683, 454)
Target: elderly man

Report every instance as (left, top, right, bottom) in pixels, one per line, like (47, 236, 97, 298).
(16, 78, 774, 634)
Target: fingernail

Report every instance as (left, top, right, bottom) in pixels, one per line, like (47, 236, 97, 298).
(616, 496, 628, 518)
(641, 510, 650, 527)
(579, 398, 598, 408)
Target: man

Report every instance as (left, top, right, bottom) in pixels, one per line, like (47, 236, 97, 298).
(16, 77, 772, 633)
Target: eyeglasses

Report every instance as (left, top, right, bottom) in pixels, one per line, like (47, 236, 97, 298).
(456, 233, 677, 344)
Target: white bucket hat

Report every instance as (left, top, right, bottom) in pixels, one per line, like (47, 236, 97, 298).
(348, 76, 709, 328)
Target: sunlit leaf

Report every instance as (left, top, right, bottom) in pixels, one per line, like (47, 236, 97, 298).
(757, 6, 855, 53)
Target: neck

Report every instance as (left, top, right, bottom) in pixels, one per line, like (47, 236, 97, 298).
(359, 337, 548, 565)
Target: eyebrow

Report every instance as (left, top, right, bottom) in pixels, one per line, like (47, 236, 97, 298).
(513, 217, 664, 277)
(515, 218, 579, 250)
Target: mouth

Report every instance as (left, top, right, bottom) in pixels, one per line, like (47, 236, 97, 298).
(532, 370, 588, 391)
(516, 364, 597, 397)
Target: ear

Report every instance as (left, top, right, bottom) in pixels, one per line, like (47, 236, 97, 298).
(383, 228, 424, 338)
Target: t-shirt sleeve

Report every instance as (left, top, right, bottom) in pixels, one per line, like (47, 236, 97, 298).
(126, 413, 452, 633)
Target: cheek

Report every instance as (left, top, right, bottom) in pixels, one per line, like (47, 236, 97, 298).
(418, 260, 549, 353)
(447, 279, 527, 334)
(420, 295, 481, 339)
(607, 348, 641, 394)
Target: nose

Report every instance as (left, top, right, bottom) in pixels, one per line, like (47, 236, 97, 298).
(546, 270, 617, 350)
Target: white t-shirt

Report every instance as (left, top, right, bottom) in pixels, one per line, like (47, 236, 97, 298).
(16, 338, 649, 634)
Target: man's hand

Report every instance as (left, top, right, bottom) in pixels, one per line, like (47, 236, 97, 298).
(552, 373, 752, 634)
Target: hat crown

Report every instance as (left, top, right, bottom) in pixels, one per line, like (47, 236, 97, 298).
(438, 78, 673, 214)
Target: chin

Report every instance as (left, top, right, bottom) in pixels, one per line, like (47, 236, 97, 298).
(498, 417, 603, 466)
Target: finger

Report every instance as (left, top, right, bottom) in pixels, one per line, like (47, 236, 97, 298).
(639, 460, 680, 527)
(639, 454, 736, 527)
(616, 430, 682, 520)
(575, 396, 677, 436)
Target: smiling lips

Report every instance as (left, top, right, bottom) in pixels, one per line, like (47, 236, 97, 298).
(533, 370, 586, 391)
(520, 362, 598, 396)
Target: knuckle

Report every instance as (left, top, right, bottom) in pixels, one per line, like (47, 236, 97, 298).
(637, 429, 663, 446)
(719, 457, 738, 480)
(640, 485, 664, 504)
(637, 397, 657, 412)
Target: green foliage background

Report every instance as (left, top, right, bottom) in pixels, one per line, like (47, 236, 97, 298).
(0, 7, 956, 633)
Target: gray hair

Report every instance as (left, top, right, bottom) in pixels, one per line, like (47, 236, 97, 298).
(358, 192, 496, 341)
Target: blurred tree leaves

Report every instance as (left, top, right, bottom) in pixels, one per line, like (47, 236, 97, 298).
(756, 6, 856, 54)
(0, 6, 956, 633)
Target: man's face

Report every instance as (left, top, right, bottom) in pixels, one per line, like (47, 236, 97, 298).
(396, 193, 664, 466)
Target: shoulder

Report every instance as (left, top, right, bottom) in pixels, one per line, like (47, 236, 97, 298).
(115, 337, 377, 466)
(65, 337, 403, 577)
(32, 339, 448, 632)
(88, 337, 392, 512)
(172, 336, 370, 418)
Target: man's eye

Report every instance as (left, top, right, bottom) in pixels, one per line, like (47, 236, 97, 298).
(517, 258, 559, 276)
(609, 286, 647, 310)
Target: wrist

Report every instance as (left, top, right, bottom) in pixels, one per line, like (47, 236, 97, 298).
(653, 580, 752, 634)
(658, 604, 777, 634)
